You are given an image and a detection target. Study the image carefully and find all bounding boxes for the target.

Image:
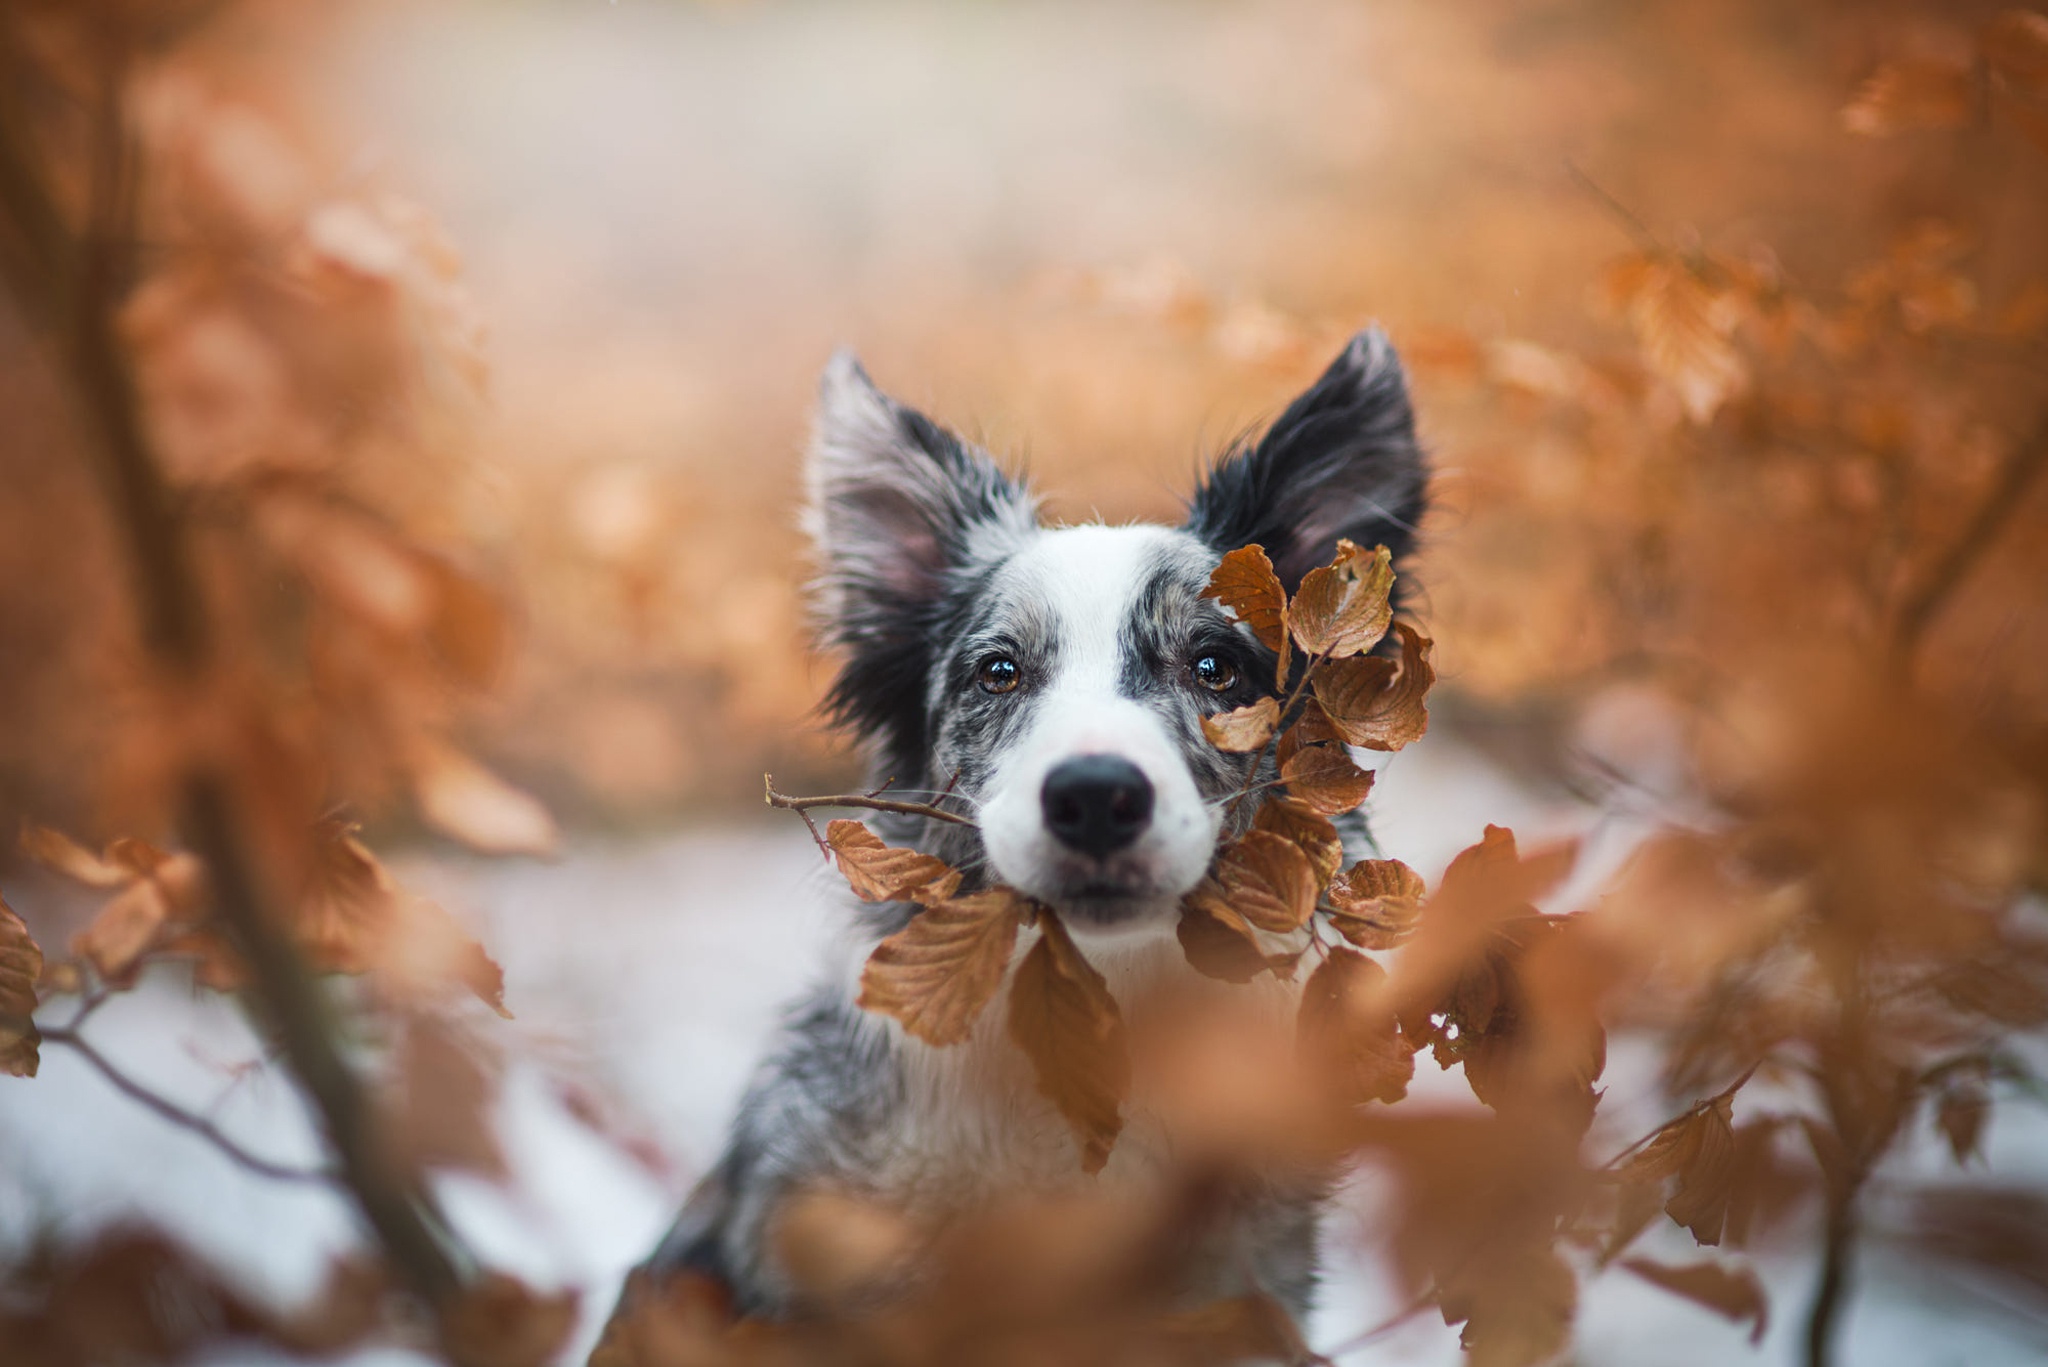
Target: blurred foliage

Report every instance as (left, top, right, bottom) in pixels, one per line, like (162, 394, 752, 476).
(0, 0, 2046, 1365)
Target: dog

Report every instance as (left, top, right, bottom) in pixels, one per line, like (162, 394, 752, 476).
(624, 327, 1426, 1336)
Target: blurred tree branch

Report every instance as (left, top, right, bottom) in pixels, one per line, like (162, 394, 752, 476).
(0, 2, 467, 1311)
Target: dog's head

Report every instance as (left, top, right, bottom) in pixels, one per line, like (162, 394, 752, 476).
(806, 330, 1425, 933)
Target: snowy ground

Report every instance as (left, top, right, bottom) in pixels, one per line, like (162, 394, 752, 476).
(2, 732, 2043, 1365)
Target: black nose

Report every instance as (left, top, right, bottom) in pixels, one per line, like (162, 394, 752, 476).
(1041, 755, 1154, 858)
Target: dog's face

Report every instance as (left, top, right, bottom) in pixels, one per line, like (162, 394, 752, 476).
(807, 331, 1424, 933)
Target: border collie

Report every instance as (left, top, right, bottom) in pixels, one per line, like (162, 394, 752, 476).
(630, 328, 1425, 1330)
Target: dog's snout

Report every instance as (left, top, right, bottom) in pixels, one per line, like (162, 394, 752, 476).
(1041, 755, 1154, 858)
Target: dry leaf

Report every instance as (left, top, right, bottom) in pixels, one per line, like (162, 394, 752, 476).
(1299, 946, 1413, 1106)
(1280, 742, 1376, 817)
(1006, 910, 1129, 1173)
(20, 824, 131, 888)
(1202, 696, 1280, 753)
(413, 744, 559, 857)
(769, 1187, 918, 1308)
(1606, 252, 1748, 423)
(825, 820, 964, 904)
(1315, 623, 1434, 751)
(437, 1273, 578, 1367)
(1155, 1292, 1313, 1365)
(1842, 58, 1976, 135)
(382, 1013, 505, 1180)
(1982, 10, 2048, 93)
(588, 1270, 734, 1367)
(1203, 544, 1291, 686)
(1287, 540, 1395, 659)
(1212, 831, 1322, 933)
(1255, 798, 1344, 886)
(1452, 1245, 1577, 1367)
(1275, 696, 1342, 772)
(298, 820, 509, 1015)
(1327, 858, 1427, 949)
(64, 850, 208, 986)
(857, 889, 1029, 1045)
(1177, 886, 1274, 983)
(1619, 1256, 1769, 1345)
(1623, 1094, 1740, 1245)
(0, 896, 44, 1078)
(1936, 1083, 1990, 1165)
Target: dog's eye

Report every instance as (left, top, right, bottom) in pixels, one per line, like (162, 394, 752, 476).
(976, 655, 1021, 695)
(1191, 655, 1239, 692)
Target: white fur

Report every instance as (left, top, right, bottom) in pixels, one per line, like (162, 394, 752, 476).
(976, 524, 1221, 929)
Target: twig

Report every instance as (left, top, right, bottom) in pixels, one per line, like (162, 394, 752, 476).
(41, 1026, 336, 1186)
(1890, 412, 2048, 675)
(764, 775, 977, 828)
(1563, 160, 1664, 256)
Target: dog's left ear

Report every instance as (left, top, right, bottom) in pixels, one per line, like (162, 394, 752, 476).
(1185, 327, 1427, 589)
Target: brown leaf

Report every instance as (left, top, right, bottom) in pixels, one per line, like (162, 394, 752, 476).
(1213, 831, 1322, 933)
(424, 556, 509, 689)
(1299, 946, 1413, 1106)
(1177, 886, 1274, 983)
(1453, 1245, 1576, 1367)
(1983, 10, 2048, 93)
(1006, 910, 1129, 1173)
(1934, 955, 2048, 1026)
(769, 1187, 918, 1309)
(1937, 1084, 1991, 1166)
(1203, 544, 1291, 686)
(1620, 1256, 1769, 1345)
(1202, 696, 1280, 752)
(1842, 58, 1975, 136)
(1315, 622, 1434, 751)
(298, 820, 508, 1015)
(382, 1014, 505, 1180)
(588, 1269, 735, 1367)
(1605, 252, 1747, 423)
(1280, 743, 1376, 817)
(1155, 1292, 1313, 1365)
(379, 893, 512, 1018)
(20, 824, 130, 888)
(437, 1273, 578, 1367)
(413, 744, 559, 857)
(0, 895, 44, 1078)
(1274, 696, 1342, 773)
(70, 853, 208, 986)
(857, 889, 1029, 1045)
(825, 820, 964, 905)
(1327, 858, 1427, 949)
(1255, 797, 1344, 886)
(1624, 1094, 1739, 1245)
(1287, 539, 1395, 659)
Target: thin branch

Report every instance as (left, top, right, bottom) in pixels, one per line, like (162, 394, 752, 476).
(1890, 411, 2048, 674)
(1562, 160, 1664, 256)
(764, 774, 977, 828)
(41, 1026, 336, 1186)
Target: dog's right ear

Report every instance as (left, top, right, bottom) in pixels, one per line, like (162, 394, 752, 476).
(1185, 328, 1427, 590)
(804, 351, 1037, 651)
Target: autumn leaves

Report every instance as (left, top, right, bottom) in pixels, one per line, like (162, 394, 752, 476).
(804, 538, 1475, 1174)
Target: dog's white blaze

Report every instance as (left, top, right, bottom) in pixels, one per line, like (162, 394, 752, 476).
(977, 523, 1220, 928)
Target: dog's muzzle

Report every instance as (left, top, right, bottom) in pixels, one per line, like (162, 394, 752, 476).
(1041, 755, 1154, 859)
